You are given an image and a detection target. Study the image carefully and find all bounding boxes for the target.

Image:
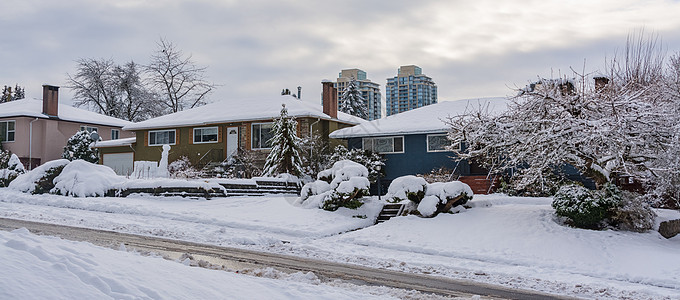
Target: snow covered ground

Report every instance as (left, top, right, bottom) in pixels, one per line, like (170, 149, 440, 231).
(1, 188, 679, 299)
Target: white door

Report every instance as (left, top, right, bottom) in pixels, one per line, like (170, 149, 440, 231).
(103, 152, 134, 176)
(227, 127, 239, 160)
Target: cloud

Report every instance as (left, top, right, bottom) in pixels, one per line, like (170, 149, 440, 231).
(1, 0, 680, 109)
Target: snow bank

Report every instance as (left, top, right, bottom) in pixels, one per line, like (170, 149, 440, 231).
(8, 159, 69, 193)
(52, 160, 126, 197)
(0, 228, 390, 300)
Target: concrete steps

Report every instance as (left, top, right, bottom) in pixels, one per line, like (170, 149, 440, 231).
(375, 203, 406, 224)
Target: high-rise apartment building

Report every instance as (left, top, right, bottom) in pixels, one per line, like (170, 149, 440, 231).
(385, 65, 437, 116)
(335, 69, 382, 120)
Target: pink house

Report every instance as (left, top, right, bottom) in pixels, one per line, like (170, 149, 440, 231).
(0, 85, 134, 169)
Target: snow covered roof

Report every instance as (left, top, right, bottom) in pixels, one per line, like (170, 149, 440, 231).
(330, 97, 510, 139)
(0, 99, 133, 127)
(124, 96, 365, 131)
(94, 137, 136, 148)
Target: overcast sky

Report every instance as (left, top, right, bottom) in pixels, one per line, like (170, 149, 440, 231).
(2, 0, 680, 110)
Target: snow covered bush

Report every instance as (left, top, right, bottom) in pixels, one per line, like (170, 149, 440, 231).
(610, 193, 656, 232)
(0, 152, 25, 187)
(552, 184, 618, 230)
(9, 159, 69, 194)
(52, 160, 125, 197)
(385, 175, 428, 203)
(62, 130, 99, 163)
(168, 156, 202, 179)
(553, 183, 655, 231)
(328, 145, 384, 182)
(413, 181, 474, 217)
(297, 160, 369, 211)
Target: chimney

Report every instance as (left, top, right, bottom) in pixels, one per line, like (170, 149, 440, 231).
(321, 80, 337, 119)
(297, 86, 302, 100)
(42, 85, 59, 117)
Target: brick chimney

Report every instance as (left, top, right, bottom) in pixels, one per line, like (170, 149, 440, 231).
(321, 80, 337, 119)
(42, 85, 59, 117)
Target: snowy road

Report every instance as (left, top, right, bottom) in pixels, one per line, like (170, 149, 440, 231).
(0, 217, 567, 300)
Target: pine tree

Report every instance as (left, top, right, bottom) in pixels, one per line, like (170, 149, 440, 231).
(339, 77, 368, 120)
(62, 130, 99, 163)
(263, 104, 304, 177)
(1, 85, 25, 103)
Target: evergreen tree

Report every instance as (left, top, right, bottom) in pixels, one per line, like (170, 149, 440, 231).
(1, 85, 24, 103)
(263, 104, 304, 177)
(339, 77, 368, 120)
(62, 131, 99, 163)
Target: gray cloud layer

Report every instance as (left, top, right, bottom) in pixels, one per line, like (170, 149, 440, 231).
(2, 0, 680, 109)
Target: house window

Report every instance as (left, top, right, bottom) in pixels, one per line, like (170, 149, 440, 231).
(80, 126, 98, 133)
(362, 136, 404, 154)
(0, 120, 15, 142)
(149, 129, 176, 146)
(194, 127, 218, 144)
(111, 129, 120, 140)
(251, 123, 274, 149)
(427, 134, 452, 152)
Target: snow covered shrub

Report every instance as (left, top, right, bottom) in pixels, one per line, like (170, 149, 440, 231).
(610, 192, 656, 232)
(328, 145, 384, 182)
(386, 175, 428, 203)
(62, 130, 99, 163)
(9, 159, 69, 194)
(0, 152, 25, 187)
(299, 180, 331, 202)
(552, 184, 619, 230)
(299, 134, 331, 179)
(298, 160, 369, 211)
(52, 160, 125, 197)
(416, 181, 474, 217)
(169, 156, 202, 178)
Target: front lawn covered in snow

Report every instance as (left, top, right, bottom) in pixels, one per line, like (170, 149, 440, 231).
(1, 188, 679, 299)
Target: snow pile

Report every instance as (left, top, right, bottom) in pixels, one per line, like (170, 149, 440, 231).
(297, 160, 370, 211)
(8, 159, 70, 193)
(386, 176, 473, 217)
(0, 153, 25, 187)
(52, 160, 126, 197)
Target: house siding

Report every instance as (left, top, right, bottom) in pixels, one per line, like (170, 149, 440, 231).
(1, 116, 133, 168)
(348, 134, 466, 181)
(129, 117, 351, 170)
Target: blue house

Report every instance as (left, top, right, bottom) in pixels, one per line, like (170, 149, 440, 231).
(330, 97, 510, 193)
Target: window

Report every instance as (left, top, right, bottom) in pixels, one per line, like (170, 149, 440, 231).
(194, 127, 218, 144)
(111, 129, 120, 140)
(427, 134, 452, 152)
(0, 120, 15, 142)
(362, 136, 404, 154)
(251, 123, 274, 149)
(80, 126, 98, 133)
(149, 130, 176, 146)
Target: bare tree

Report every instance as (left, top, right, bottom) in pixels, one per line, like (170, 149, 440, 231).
(146, 38, 214, 113)
(447, 32, 677, 195)
(67, 58, 157, 121)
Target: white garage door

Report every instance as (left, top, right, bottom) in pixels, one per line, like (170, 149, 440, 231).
(103, 153, 134, 176)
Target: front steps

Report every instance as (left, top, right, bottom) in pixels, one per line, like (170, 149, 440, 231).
(375, 203, 406, 224)
(458, 175, 500, 194)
